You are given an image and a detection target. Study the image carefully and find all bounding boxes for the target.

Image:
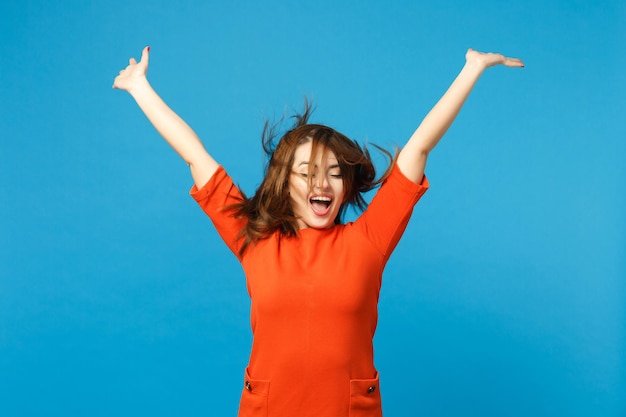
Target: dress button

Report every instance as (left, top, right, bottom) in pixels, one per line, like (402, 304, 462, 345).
(245, 381, 252, 391)
(367, 385, 376, 394)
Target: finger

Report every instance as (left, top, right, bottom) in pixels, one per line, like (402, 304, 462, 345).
(140, 46, 150, 66)
(504, 57, 524, 68)
(129, 58, 137, 65)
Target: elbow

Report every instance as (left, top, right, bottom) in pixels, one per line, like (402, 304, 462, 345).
(414, 148, 430, 163)
(418, 148, 430, 158)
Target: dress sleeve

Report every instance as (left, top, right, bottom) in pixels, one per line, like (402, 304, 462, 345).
(352, 164, 429, 260)
(190, 166, 246, 259)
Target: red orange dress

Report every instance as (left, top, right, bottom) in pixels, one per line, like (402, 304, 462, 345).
(191, 164, 428, 417)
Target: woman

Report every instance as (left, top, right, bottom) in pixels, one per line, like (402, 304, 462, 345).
(113, 47, 523, 416)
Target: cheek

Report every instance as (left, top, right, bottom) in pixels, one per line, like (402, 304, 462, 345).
(289, 181, 308, 203)
(336, 180, 347, 203)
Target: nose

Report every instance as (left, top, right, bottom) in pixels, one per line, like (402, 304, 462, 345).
(313, 173, 329, 190)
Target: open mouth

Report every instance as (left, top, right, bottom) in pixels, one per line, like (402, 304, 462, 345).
(309, 195, 332, 215)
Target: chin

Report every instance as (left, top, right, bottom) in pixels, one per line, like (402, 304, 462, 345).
(299, 215, 336, 230)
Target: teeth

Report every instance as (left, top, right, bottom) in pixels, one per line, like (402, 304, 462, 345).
(311, 196, 331, 202)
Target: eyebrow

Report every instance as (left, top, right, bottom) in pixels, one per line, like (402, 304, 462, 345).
(296, 162, 340, 169)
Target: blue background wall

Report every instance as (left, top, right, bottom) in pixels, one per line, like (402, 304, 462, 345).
(1, 1, 624, 416)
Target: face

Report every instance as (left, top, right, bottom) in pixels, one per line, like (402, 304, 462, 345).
(288, 141, 345, 230)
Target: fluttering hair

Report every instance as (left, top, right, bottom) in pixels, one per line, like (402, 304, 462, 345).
(230, 100, 396, 255)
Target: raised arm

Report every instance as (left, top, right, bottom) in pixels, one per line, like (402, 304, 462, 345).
(113, 46, 219, 187)
(396, 48, 524, 184)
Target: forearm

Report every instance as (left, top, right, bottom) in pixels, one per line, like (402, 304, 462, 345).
(410, 62, 484, 153)
(129, 78, 218, 187)
(397, 62, 484, 183)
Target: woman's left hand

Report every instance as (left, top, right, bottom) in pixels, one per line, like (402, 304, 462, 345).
(465, 48, 524, 70)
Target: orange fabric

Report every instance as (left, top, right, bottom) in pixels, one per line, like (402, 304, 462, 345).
(191, 164, 428, 417)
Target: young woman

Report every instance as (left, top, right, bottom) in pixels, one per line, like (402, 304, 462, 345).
(113, 47, 523, 417)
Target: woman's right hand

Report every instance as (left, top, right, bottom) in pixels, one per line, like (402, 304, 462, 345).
(112, 46, 150, 92)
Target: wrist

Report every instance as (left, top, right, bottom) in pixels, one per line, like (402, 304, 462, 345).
(128, 76, 152, 98)
(461, 60, 486, 77)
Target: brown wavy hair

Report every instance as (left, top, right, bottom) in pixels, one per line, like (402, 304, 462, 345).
(231, 100, 397, 255)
